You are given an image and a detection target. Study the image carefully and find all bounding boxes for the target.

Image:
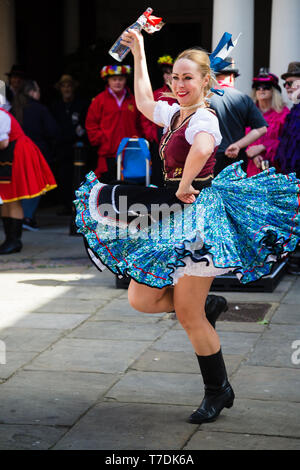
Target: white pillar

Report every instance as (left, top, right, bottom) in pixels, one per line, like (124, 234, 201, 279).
(269, 0, 300, 104)
(212, 0, 254, 96)
(64, 0, 80, 55)
(0, 0, 16, 81)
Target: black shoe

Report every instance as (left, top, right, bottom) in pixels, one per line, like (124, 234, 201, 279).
(205, 295, 228, 328)
(188, 382, 235, 424)
(0, 217, 23, 255)
(0, 239, 22, 254)
(23, 217, 39, 232)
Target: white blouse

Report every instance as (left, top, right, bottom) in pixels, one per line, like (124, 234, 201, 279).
(0, 109, 11, 141)
(153, 100, 222, 148)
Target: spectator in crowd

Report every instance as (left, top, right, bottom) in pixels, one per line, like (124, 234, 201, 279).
(51, 74, 89, 215)
(246, 70, 290, 176)
(3, 65, 27, 111)
(274, 62, 300, 276)
(11, 80, 59, 230)
(209, 58, 268, 175)
(0, 105, 57, 254)
(141, 55, 178, 187)
(274, 62, 300, 176)
(85, 65, 144, 184)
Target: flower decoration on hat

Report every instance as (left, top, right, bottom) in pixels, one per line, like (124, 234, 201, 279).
(157, 55, 173, 66)
(100, 65, 131, 79)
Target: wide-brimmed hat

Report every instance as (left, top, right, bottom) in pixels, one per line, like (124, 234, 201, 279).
(100, 65, 131, 80)
(215, 57, 240, 77)
(252, 69, 281, 92)
(5, 64, 27, 78)
(55, 74, 79, 89)
(281, 62, 300, 81)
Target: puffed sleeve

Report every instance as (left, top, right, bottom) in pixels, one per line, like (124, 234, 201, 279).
(185, 108, 222, 147)
(153, 100, 180, 129)
(0, 110, 11, 141)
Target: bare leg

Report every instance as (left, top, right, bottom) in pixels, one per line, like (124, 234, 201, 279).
(174, 275, 220, 356)
(1, 201, 24, 219)
(128, 279, 174, 314)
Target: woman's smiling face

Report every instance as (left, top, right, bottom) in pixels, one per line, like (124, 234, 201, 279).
(171, 58, 209, 107)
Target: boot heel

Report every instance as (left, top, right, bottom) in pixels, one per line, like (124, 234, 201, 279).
(225, 400, 234, 409)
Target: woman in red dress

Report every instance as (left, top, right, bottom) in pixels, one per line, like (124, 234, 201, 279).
(0, 108, 57, 254)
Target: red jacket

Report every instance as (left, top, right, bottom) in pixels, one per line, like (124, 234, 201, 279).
(141, 84, 178, 143)
(85, 87, 143, 176)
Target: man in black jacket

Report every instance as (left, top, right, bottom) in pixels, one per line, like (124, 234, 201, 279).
(209, 58, 268, 175)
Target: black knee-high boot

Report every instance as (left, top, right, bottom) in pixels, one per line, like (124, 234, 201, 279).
(0, 217, 23, 255)
(188, 349, 235, 424)
(169, 295, 228, 329)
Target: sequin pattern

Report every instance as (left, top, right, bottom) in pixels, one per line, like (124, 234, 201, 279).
(74, 161, 300, 289)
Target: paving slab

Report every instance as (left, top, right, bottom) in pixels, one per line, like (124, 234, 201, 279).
(0, 328, 64, 352)
(8, 313, 90, 330)
(92, 299, 165, 323)
(231, 365, 300, 402)
(53, 403, 196, 450)
(214, 279, 293, 303)
(25, 338, 152, 374)
(130, 350, 243, 376)
(271, 304, 300, 324)
(0, 370, 117, 426)
(184, 430, 300, 450)
(246, 324, 300, 367)
(0, 424, 69, 450)
(67, 321, 171, 341)
(30, 298, 104, 314)
(199, 398, 300, 438)
(0, 351, 37, 380)
(281, 278, 300, 304)
(152, 328, 260, 356)
(106, 370, 203, 405)
(58, 286, 122, 301)
(214, 321, 266, 333)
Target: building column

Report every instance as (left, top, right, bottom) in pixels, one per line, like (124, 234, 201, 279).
(0, 0, 16, 81)
(64, 0, 80, 55)
(212, 0, 254, 95)
(269, 0, 300, 103)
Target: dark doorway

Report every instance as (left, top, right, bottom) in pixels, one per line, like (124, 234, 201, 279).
(15, 0, 64, 105)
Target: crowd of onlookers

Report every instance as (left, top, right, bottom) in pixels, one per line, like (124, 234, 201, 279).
(0, 56, 299, 265)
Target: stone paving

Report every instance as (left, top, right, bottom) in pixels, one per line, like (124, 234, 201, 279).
(0, 210, 299, 450)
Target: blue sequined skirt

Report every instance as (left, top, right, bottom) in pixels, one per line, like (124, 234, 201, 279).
(74, 161, 300, 288)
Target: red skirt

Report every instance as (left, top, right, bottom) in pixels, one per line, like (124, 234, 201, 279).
(0, 136, 57, 203)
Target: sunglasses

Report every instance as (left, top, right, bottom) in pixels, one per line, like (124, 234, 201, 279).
(254, 84, 272, 91)
(284, 80, 294, 88)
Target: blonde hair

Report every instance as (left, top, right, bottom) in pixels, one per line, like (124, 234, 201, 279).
(163, 48, 218, 105)
(252, 87, 286, 113)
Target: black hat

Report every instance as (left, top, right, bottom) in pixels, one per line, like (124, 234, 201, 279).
(252, 69, 281, 93)
(281, 62, 300, 81)
(5, 64, 27, 78)
(215, 57, 240, 77)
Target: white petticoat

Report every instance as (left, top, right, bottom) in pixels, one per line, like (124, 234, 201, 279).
(170, 254, 233, 285)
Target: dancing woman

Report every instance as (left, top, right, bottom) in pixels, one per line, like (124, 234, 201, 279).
(75, 31, 300, 424)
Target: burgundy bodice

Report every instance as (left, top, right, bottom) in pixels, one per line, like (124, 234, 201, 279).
(159, 111, 216, 181)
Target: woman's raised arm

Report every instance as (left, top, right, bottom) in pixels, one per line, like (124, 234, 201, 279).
(121, 30, 162, 124)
